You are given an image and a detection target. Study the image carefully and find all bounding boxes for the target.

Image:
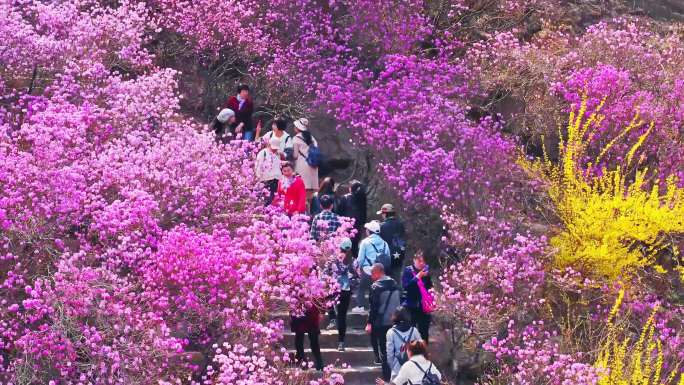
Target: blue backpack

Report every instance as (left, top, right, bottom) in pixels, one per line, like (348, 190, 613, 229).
(302, 144, 323, 168)
(371, 242, 392, 273)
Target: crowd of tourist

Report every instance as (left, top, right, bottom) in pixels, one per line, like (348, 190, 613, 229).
(211, 84, 440, 384)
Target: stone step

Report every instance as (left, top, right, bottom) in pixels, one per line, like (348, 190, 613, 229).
(292, 365, 382, 385)
(289, 347, 377, 367)
(333, 365, 383, 385)
(283, 328, 369, 348)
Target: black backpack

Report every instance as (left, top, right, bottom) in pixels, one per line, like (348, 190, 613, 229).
(409, 362, 440, 385)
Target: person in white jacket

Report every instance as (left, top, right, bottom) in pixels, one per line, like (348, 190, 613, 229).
(386, 307, 422, 380)
(255, 136, 282, 205)
(375, 340, 441, 385)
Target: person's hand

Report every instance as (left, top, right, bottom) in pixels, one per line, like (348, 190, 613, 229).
(256, 119, 262, 131)
(365, 323, 372, 334)
(375, 378, 386, 385)
(417, 270, 427, 279)
(236, 122, 244, 133)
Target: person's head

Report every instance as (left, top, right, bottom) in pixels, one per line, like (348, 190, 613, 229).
(376, 203, 395, 219)
(237, 84, 250, 99)
(335, 183, 350, 197)
(350, 180, 364, 195)
(268, 137, 280, 153)
(319, 194, 334, 211)
(413, 252, 426, 271)
(318, 177, 335, 195)
(272, 117, 287, 132)
(339, 237, 352, 259)
(281, 162, 294, 178)
(294, 118, 309, 133)
(217, 108, 236, 124)
(391, 306, 413, 325)
(364, 220, 381, 237)
(370, 263, 385, 281)
(407, 340, 429, 359)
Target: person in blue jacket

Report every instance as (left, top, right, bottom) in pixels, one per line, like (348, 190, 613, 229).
(401, 253, 433, 343)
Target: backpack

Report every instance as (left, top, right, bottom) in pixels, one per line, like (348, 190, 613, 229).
(409, 362, 440, 385)
(371, 242, 392, 273)
(391, 234, 406, 261)
(392, 327, 416, 365)
(378, 286, 400, 327)
(283, 135, 294, 161)
(301, 144, 323, 168)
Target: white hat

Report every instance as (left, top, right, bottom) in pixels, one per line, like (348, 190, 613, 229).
(217, 108, 235, 123)
(268, 136, 280, 150)
(364, 220, 381, 234)
(294, 118, 309, 131)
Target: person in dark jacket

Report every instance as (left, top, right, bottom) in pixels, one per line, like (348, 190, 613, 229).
(291, 304, 324, 370)
(223, 84, 256, 141)
(341, 180, 367, 256)
(401, 253, 433, 343)
(366, 264, 401, 381)
(377, 203, 407, 280)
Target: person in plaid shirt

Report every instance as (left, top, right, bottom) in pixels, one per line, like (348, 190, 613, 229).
(310, 195, 341, 241)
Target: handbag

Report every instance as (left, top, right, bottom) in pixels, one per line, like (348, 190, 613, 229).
(413, 271, 436, 313)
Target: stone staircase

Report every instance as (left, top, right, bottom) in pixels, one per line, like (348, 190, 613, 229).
(277, 309, 382, 385)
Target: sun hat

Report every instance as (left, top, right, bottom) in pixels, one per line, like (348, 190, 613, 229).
(268, 136, 280, 150)
(364, 220, 381, 234)
(294, 118, 309, 131)
(376, 203, 395, 215)
(217, 108, 235, 123)
(339, 237, 352, 251)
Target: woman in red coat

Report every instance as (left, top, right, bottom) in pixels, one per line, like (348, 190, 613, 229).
(275, 162, 306, 215)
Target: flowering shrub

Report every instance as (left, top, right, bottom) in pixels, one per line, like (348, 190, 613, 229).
(440, 235, 547, 340)
(0, 1, 344, 384)
(596, 290, 683, 385)
(523, 98, 684, 281)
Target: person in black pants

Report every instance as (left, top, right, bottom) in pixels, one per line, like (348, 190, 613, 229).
(366, 264, 401, 381)
(291, 305, 324, 370)
(401, 253, 433, 343)
(325, 237, 355, 351)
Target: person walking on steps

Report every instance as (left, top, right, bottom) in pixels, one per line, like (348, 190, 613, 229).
(401, 253, 434, 343)
(352, 220, 391, 313)
(223, 84, 258, 141)
(292, 118, 320, 208)
(275, 162, 306, 216)
(340, 180, 367, 255)
(366, 263, 401, 382)
(310, 177, 335, 216)
(261, 117, 292, 159)
(378, 203, 407, 280)
(255, 136, 283, 206)
(290, 304, 324, 371)
(375, 340, 441, 385)
(310, 195, 341, 241)
(325, 237, 356, 351)
(386, 307, 422, 381)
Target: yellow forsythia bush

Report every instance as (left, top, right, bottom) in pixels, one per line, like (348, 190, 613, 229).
(595, 289, 683, 385)
(523, 97, 684, 281)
